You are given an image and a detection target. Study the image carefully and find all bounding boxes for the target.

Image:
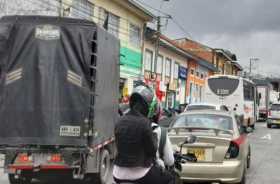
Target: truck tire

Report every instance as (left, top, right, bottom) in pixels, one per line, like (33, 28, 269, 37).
(99, 149, 111, 184)
(8, 174, 31, 184)
(83, 149, 111, 184)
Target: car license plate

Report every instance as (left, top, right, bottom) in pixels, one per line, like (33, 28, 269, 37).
(188, 148, 205, 161)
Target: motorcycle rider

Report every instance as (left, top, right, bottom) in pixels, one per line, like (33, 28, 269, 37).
(113, 85, 174, 184)
(151, 102, 175, 169)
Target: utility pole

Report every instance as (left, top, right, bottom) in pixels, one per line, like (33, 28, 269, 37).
(154, 16, 161, 73)
(249, 58, 259, 77)
(59, 0, 63, 17)
(153, 0, 171, 74)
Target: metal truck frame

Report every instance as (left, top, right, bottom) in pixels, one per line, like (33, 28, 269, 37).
(0, 16, 119, 184)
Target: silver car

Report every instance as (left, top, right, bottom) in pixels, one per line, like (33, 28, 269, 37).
(169, 110, 251, 184)
(267, 103, 280, 128)
(184, 103, 229, 112)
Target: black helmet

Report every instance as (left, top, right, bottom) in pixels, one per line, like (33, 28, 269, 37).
(129, 85, 158, 118)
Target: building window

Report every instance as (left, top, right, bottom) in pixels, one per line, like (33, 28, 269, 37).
(129, 24, 141, 47)
(98, 8, 120, 38)
(174, 63, 179, 79)
(156, 55, 163, 74)
(71, 0, 94, 20)
(201, 74, 204, 79)
(190, 69, 194, 75)
(165, 58, 171, 77)
(144, 49, 153, 71)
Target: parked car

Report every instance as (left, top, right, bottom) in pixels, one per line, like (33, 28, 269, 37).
(184, 103, 230, 112)
(168, 110, 251, 184)
(267, 103, 280, 128)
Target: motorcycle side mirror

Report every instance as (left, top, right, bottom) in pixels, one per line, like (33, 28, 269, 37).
(246, 127, 253, 134)
(240, 126, 253, 134)
(184, 135, 197, 144)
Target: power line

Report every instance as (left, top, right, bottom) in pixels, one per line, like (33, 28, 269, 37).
(133, 0, 194, 39)
(133, 0, 169, 17)
(171, 18, 193, 39)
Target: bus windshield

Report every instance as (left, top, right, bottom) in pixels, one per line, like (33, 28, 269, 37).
(208, 77, 240, 97)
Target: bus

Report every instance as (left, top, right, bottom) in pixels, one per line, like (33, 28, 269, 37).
(204, 75, 258, 128)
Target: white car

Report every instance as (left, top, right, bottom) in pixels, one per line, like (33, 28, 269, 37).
(185, 103, 229, 112)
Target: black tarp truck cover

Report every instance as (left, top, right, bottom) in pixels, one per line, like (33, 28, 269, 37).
(0, 16, 119, 147)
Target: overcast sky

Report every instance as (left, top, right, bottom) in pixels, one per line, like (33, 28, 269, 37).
(139, 0, 280, 76)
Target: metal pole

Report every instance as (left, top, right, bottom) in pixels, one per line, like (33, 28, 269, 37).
(154, 16, 161, 73)
(59, 0, 63, 17)
(249, 58, 259, 77)
(249, 58, 252, 76)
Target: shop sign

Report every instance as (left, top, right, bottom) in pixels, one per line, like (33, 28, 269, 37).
(179, 66, 188, 79)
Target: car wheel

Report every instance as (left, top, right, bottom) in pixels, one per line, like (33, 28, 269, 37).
(267, 124, 272, 128)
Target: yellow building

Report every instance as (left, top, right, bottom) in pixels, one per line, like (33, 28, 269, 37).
(61, 0, 154, 99)
(213, 49, 243, 75)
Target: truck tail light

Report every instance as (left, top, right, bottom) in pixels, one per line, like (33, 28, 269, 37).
(225, 136, 245, 159)
(17, 154, 32, 163)
(48, 154, 62, 163)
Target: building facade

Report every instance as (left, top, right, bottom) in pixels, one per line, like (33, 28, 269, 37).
(61, 0, 154, 101)
(186, 56, 217, 104)
(175, 38, 243, 76)
(0, 0, 59, 17)
(144, 28, 189, 107)
(144, 28, 217, 107)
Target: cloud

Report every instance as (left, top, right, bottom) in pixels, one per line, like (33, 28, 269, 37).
(140, 0, 280, 75)
(199, 31, 280, 76)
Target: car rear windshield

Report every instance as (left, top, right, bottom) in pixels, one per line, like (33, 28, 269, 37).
(271, 104, 280, 110)
(187, 105, 216, 111)
(172, 114, 233, 130)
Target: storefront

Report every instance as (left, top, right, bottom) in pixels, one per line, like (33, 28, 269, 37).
(178, 66, 188, 104)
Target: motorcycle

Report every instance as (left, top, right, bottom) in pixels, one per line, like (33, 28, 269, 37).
(116, 135, 198, 184)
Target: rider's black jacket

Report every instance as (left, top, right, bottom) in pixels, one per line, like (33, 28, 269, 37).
(114, 110, 157, 168)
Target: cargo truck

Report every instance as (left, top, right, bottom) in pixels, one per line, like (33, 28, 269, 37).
(0, 16, 119, 184)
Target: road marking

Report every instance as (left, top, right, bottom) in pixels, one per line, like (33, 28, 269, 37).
(261, 134, 272, 140)
(259, 123, 267, 128)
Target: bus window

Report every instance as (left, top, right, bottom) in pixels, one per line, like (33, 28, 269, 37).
(208, 77, 239, 97)
(244, 81, 254, 101)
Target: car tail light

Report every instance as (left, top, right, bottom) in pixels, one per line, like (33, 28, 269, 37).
(48, 154, 62, 163)
(225, 136, 245, 159)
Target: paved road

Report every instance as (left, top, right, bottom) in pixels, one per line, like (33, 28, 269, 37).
(1, 122, 280, 184)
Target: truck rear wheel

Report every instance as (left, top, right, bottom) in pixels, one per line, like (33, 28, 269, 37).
(84, 149, 111, 184)
(8, 174, 31, 184)
(99, 149, 111, 184)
